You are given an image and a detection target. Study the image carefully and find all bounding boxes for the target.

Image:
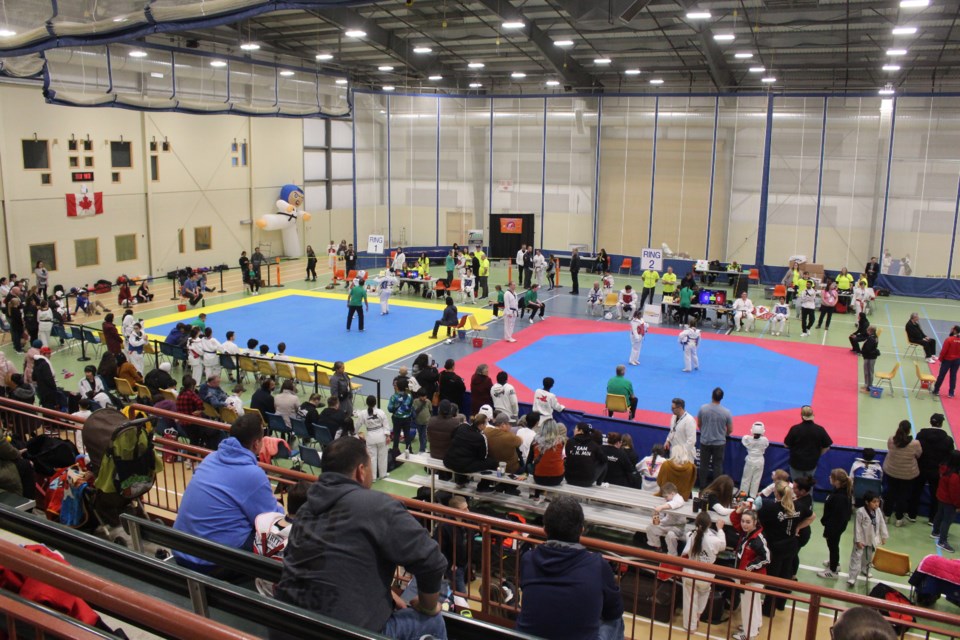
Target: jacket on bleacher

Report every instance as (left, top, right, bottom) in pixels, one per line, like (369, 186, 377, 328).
(172, 437, 283, 571)
(443, 422, 496, 474)
(563, 433, 607, 487)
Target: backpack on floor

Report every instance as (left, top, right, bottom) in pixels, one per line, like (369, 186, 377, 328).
(868, 582, 915, 635)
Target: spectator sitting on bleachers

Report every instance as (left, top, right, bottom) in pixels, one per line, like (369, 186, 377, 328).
(176, 376, 210, 447)
(484, 413, 523, 492)
(173, 414, 284, 576)
(145, 362, 177, 396)
(657, 441, 697, 501)
(831, 607, 896, 640)
(531, 418, 566, 491)
(298, 393, 322, 428)
(646, 482, 686, 555)
(515, 496, 624, 640)
(317, 396, 348, 440)
(0, 434, 26, 497)
(444, 414, 498, 488)
(199, 374, 228, 409)
(225, 385, 245, 417)
(426, 399, 463, 463)
(116, 352, 143, 388)
(276, 438, 448, 640)
(516, 411, 538, 465)
(274, 380, 300, 428)
(564, 422, 607, 488)
(78, 365, 112, 409)
(601, 431, 638, 488)
(637, 444, 667, 492)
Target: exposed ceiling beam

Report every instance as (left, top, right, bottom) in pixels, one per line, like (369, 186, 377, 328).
(309, 6, 434, 79)
(678, 0, 738, 91)
(473, 0, 603, 91)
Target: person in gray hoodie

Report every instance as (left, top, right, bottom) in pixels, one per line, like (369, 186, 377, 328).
(276, 437, 448, 640)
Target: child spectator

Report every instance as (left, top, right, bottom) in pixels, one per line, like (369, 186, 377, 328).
(817, 469, 853, 579)
(931, 450, 960, 553)
(700, 475, 736, 524)
(741, 421, 769, 496)
(225, 384, 245, 417)
(759, 469, 791, 498)
(850, 448, 883, 481)
(459, 268, 475, 304)
(730, 506, 769, 640)
(846, 491, 888, 587)
(253, 479, 311, 597)
(515, 412, 537, 466)
(636, 444, 666, 492)
(770, 297, 789, 336)
(680, 511, 725, 632)
(645, 482, 686, 555)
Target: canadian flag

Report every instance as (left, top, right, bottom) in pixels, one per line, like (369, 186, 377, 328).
(66, 188, 103, 217)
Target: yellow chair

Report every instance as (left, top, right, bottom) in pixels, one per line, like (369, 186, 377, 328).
(605, 393, 629, 416)
(874, 362, 899, 397)
(220, 406, 239, 424)
(144, 341, 157, 355)
(245, 406, 266, 427)
(275, 362, 296, 386)
(160, 389, 177, 403)
(135, 383, 152, 403)
(914, 363, 937, 398)
(238, 355, 258, 383)
(256, 359, 276, 379)
(602, 293, 619, 316)
(202, 402, 221, 421)
(903, 332, 921, 359)
(316, 369, 360, 394)
(467, 315, 489, 337)
(115, 377, 135, 400)
(294, 365, 319, 395)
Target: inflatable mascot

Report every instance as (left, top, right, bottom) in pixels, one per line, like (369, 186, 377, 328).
(256, 184, 311, 258)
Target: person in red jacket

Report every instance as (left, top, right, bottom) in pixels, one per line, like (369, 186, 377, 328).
(932, 325, 960, 398)
(931, 450, 960, 553)
(731, 505, 770, 640)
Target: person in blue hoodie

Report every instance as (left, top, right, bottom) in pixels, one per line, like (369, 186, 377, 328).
(173, 413, 283, 575)
(516, 496, 624, 640)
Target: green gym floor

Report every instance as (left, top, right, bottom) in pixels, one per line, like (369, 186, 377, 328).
(14, 260, 959, 613)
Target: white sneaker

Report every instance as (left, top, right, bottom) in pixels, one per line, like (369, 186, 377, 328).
(817, 570, 838, 579)
(529, 318, 534, 324)
(846, 578, 856, 587)
(444, 339, 453, 345)
(507, 338, 517, 343)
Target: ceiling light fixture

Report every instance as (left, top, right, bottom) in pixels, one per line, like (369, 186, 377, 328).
(761, 76, 777, 83)
(883, 64, 902, 71)
(383, 85, 395, 91)
(685, 10, 712, 20)
(713, 33, 735, 42)
(878, 84, 896, 95)
(335, 78, 348, 85)
(886, 48, 908, 56)
(280, 70, 295, 77)
(345, 29, 366, 38)
(210, 60, 227, 68)
(899, 0, 929, 7)
(734, 52, 753, 59)
(649, 78, 664, 85)
(129, 49, 148, 58)
(469, 82, 482, 88)
(625, 68, 641, 75)
(892, 26, 918, 35)
(413, 46, 432, 54)
(511, 71, 527, 78)
(749, 66, 766, 73)
(502, 21, 525, 29)
(594, 57, 612, 64)
(150, 72, 164, 79)
(468, 61, 485, 68)
(553, 39, 574, 47)
(429, 75, 443, 81)
(240, 42, 260, 51)
(378, 65, 395, 71)
(315, 53, 333, 61)
(545, 80, 560, 86)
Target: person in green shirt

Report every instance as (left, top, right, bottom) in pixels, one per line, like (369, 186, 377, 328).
(606, 365, 637, 420)
(444, 250, 456, 287)
(490, 284, 505, 317)
(660, 267, 677, 298)
(640, 268, 660, 309)
(835, 267, 854, 310)
(190, 313, 207, 331)
(520, 285, 545, 323)
(346, 282, 368, 331)
(678, 285, 695, 326)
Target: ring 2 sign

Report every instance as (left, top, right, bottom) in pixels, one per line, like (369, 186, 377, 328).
(641, 248, 663, 271)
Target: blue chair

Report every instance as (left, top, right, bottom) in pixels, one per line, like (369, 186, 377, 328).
(219, 353, 239, 379)
(265, 412, 293, 441)
(300, 445, 323, 472)
(311, 424, 334, 448)
(290, 417, 311, 445)
(51, 324, 72, 350)
(82, 328, 103, 359)
(853, 476, 882, 507)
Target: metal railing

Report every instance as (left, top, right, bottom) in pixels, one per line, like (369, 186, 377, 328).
(2, 396, 959, 640)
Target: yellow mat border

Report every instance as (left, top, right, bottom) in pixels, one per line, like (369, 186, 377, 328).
(143, 288, 496, 374)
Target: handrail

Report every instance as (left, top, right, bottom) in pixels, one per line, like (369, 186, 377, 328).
(0, 591, 115, 640)
(0, 537, 260, 640)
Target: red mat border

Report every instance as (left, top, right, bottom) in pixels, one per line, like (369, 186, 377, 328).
(926, 361, 960, 441)
(456, 318, 860, 446)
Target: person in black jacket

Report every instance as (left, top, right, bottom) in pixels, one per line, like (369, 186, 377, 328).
(523, 249, 534, 288)
(443, 414, 497, 487)
(145, 362, 177, 395)
(817, 469, 853, 579)
(848, 312, 869, 353)
(906, 313, 938, 361)
(251, 378, 276, 416)
(569, 248, 581, 295)
(438, 359, 466, 414)
(429, 297, 460, 342)
(916, 412, 954, 521)
(32, 347, 63, 411)
(758, 481, 812, 615)
(600, 432, 637, 488)
(564, 423, 607, 487)
(412, 353, 439, 402)
(861, 326, 880, 391)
